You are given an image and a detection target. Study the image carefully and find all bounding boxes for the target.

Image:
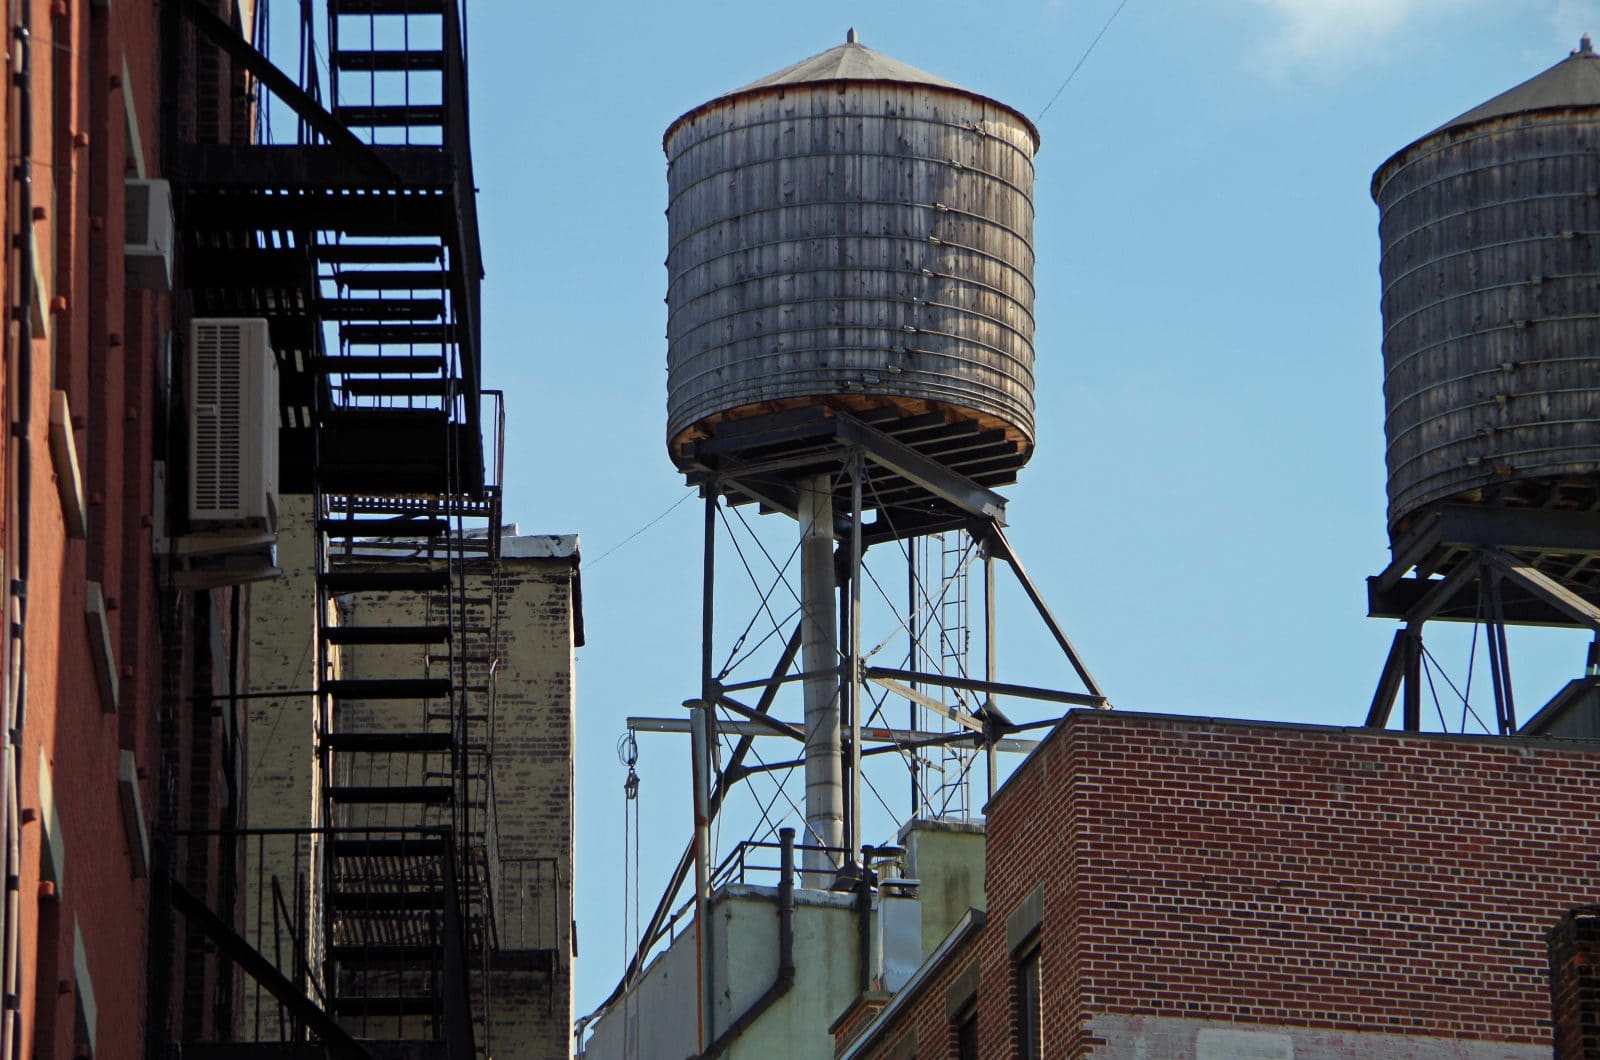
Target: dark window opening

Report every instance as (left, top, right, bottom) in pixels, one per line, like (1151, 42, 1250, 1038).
(955, 1000, 978, 1060)
(1017, 945, 1042, 1060)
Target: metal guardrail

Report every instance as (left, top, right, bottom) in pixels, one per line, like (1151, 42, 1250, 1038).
(497, 856, 563, 953)
(173, 825, 462, 1044)
(710, 839, 851, 892)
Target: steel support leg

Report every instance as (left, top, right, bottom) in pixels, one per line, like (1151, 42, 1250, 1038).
(798, 474, 843, 882)
(1402, 623, 1422, 732)
(848, 452, 864, 868)
(984, 551, 997, 801)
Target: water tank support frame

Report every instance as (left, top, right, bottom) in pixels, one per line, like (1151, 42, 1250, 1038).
(603, 471, 1109, 1022)
(1367, 527, 1600, 732)
(685, 408, 1008, 528)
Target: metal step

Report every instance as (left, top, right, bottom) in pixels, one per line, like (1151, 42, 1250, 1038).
(318, 516, 450, 538)
(342, 378, 454, 398)
(327, 784, 453, 804)
(322, 730, 453, 753)
(334, 272, 446, 292)
(331, 49, 446, 71)
(330, 995, 439, 1019)
(331, 943, 443, 968)
(323, 625, 452, 647)
(330, 889, 446, 912)
(321, 297, 444, 321)
(334, 105, 446, 128)
(319, 244, 442, 266)
(330, 0, 448, 15)
(340, 323, 454, 346)
(331, 836, 448, 858)
(318, 354, 446, 374)
(323, 677, 453, 700)
(320, 570, 451, 593)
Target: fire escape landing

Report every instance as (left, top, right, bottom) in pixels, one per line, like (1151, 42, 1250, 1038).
(163, 2, 505, 1057)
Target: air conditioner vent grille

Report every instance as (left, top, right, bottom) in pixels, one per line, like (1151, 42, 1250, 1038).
(193, 323, 244, 512)
(188, 318, 278, 531)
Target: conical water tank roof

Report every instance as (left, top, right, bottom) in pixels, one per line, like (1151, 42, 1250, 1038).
(667, 33, 1039, 145)
(663, 34, 1042, 485)
(1432, 34, 1600, 133)
(1372, 37, 1600, 537)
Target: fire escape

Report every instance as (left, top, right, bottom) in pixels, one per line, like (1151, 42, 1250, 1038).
(161, 1, 502, 1056)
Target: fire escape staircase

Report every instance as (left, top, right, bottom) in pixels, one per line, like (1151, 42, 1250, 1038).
(165, 1, 500, 1056)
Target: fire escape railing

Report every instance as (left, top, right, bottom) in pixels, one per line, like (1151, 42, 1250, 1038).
(160, 0, 501, 1055)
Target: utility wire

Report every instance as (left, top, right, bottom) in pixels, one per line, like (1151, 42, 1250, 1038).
(586, 491, 696, 568)
(1036, 0, 1132, 123)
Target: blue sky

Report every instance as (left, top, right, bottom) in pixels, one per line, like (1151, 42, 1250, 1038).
(447, 0, 1600, 1026)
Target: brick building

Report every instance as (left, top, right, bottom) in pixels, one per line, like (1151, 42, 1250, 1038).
(252, 528, 585, 1056)
(0, 0, 245, 1056)
(836, 711, 1600, 1058)
(0, 0, 578, 1058)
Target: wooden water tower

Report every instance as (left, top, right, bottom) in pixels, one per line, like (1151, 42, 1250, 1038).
(1367, 37, 1600, 733)
(631, 33, 1110, 1046)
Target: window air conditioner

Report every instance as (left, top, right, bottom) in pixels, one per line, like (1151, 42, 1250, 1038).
(124, 178, 173, 291)
(189, 318, 279, 533)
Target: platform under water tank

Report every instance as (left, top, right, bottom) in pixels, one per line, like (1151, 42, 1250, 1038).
(664, 33, 1040, 478)
(1374, 37, 1600, 541)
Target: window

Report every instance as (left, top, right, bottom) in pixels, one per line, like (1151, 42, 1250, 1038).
(954, 1001, 978, 1060)
(945, 959, 980, 1060)
(1016, 945, 1042, 1060)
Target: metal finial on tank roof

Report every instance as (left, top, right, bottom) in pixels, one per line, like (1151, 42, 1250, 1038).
(1578, 33, 1594, 55)
(847, 27, 858, 43)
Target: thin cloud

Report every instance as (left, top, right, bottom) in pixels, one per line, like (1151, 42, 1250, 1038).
(1243, 0, 1478, 72)
(1549, 0, 1600, 42)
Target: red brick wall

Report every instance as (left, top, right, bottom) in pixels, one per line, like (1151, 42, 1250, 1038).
(1549, 907, 1600, 1058)
(851, 713, 1600, 1058)
(0, 3, 230, 1058)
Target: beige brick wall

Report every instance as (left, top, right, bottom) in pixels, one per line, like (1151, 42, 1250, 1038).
(243, 494, 321, 830)
(240, 495, 327, 1037)
(340, 544, 578, 1058)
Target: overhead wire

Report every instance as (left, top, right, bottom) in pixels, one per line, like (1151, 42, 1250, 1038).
(1036, 0, 1133, 123)
(1419, 643, 1493, 734)
(586, 491, 697, 569)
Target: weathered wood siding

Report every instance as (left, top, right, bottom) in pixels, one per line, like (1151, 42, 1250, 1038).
(1376, 112, 1600, 534)
(664, 82, 1038, 453)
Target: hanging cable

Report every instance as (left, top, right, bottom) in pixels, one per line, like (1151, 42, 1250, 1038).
(1036, 0, 1133, 123)
(587, 492, 696, 569)
(617, 731, 641, 968)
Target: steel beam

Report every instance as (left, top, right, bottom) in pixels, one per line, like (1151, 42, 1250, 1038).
(718, 666, 845, 696)
(713, 695, 805, 741)
(834, 414, 1007, 524)
(625, 716, 1039, 752)
(1482, 546, 1600, 633)
(872, 666, 1107, 709)
(979, 522, 1106, 699)
(864, 675, 986, 736)
(168, 880, 372, 1060)
(1365, 629, 1407, 728)
(178, 0, 392, 181)
(1397, 553, 1483, 625)
(866, 667, 1106, 708)
(1369, 574, 1600, 627)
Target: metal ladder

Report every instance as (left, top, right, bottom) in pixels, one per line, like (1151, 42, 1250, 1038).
(306, 0, 490, 1047)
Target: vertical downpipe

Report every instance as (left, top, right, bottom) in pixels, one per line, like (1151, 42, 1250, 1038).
(689, 702, 714, 1054)
(693, 486, 717, 1054)
(984, 552, 997, 800)
(847, 455, 863, 862)
(1, 10, 33, 1060)
(797, 474, 841, 883)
